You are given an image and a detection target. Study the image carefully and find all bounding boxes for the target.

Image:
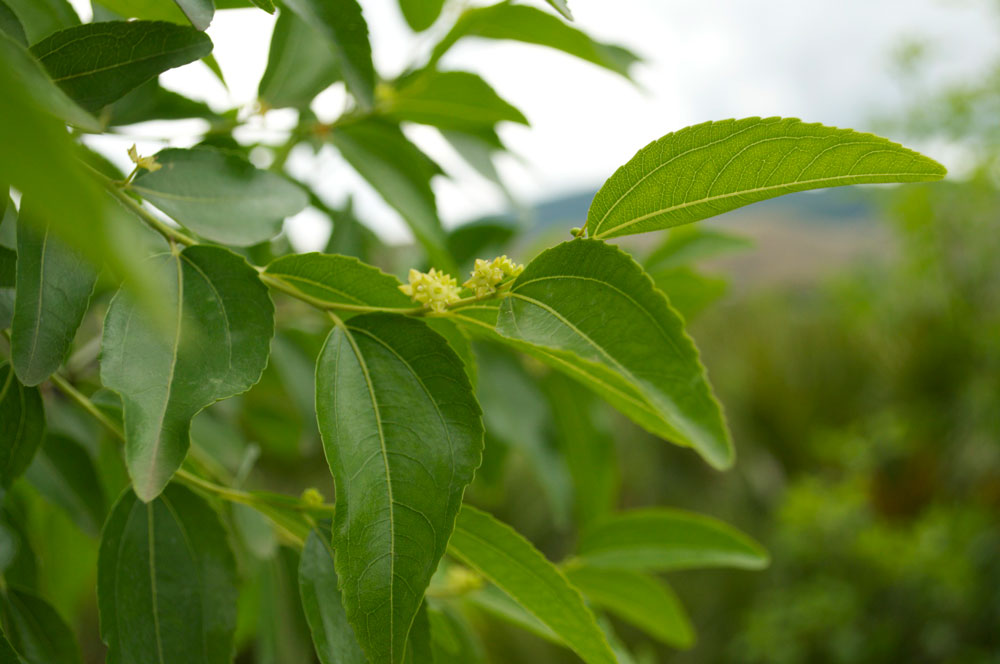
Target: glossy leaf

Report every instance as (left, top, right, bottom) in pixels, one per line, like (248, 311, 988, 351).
(398, 0, 443, 31)
(383, 70, 528, 133)
(98, 485, 238, 664)
(315, 314, 483, 664)
(495, 239, 733, 469)
(101, 245, 274, 501)
(0, 363, 44, 489)
(447, 505, 617, 664)
(299, 527, 366, 664)
(174, 0, 213, 30)
(587, 117, 948, 239)
(576, 508, 769, 572)
(3, 0, 78, 43)
(31, 21, 212, 112)
(25, 433, 105, 536)
(131, 147, 308, 247)
(331, 120, 453, 271)
(0, 587, 82, 664)
(430, 2, 637, 78)
(258, 8, 339, 109)
(11, 204, 97, 386)
(282, 0, 374, 109)
(564, 565, 694, 649)
(264, 252, 413, 311)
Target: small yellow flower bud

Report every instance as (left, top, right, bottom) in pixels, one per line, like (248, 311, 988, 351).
(462, 255, 524, 297)
(300, 487, 325, 506)
(128, 144, 161, 172)
(399, 267, 462, 312)
(444, 565, 483, 593)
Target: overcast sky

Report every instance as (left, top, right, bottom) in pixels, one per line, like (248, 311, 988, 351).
(72, 0, 1000, 245)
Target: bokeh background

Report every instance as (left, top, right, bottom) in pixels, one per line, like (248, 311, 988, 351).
(20, 0, 1000, 661)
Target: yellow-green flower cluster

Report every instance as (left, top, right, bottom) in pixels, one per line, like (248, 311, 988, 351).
(463, 255, 524, 297)
(127, 144, 161, 172)
(399, 268, 462, 313)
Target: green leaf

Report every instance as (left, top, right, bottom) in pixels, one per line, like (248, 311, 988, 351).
(576, 508, 769, 572)
(30, 21, 213, 112)
(282, 0, 374, 109)
(0, 626, 22, 664)
(315, 314, 483, 664)
(587, 117, 948, 239)
(448, 505, 616, 664)
(544, 0, 572, 20)
(0, 363, 44, 489)
(0, 1, 27, 46)
(430, 2, 638, 78)
(0, 587, 82, 664)
(174, 0, 213, 30)
(298, 527, 366, 664)
(100, 245, 274, 501)
(258, 8, 339, 109)
(263, 252, 413, 311)
(131, 147, 308, 247)
(428, 604, 486, 663)
(331, 120, 454, 271)
(25, 433, 106, 536)
(495, 239, 733, 469)
(11, 204, 97, 386)
(382, 70, 528, 133)
(398, 0, 444, 32)
(650, 267, 728, 322)
(98, 484, 238, 664)
(403, 602, 432, 664)
(564, 566, 694, 649)
(3, 0, 78, 43)
(93, 0, 187, 24)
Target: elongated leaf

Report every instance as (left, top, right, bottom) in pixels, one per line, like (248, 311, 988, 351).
(92, 0, 187, 23)
(0, 588, 82, 664)
(25, 433, 105, 536)
(3, 0, 78, 43)
(31, 21, 212, 112)
(282, 0, 374, 108)
(465, 584, 559, 642)
(174, 0, 213, 30)
(331, 120, 453, 271)
(564, 566, 694, 649)
(299, 527, 366, 664)
(0, 1, 27, 46)
(0, 363, 44, 489)
(11, 204, 97, 386)
(131, 147, 308, 246)
(98, 485, 238, 664)
(587, 117, 948, 239)
(430, 2, 637, 78)
(544, 0, 572, 20)
(315, 314, 483, 664)
(383, 70, 528, 133)
(448, 505, 616, 664)
(495, 239, 733, 469)
(398, 0, 443, 32)
(576, 509, 769, 572)
(264, 252, 413, 311)
(258, 8, 339, 109)
(101, 245, 274, 501)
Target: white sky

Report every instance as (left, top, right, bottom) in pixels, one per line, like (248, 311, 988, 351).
(72, 0, 1000, 246)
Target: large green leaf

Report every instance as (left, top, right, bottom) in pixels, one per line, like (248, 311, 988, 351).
(0, 587, 82, 664)
(315, 314, 483, 664)
(282, 0, 374, 109)
(575, 509, 769, 572)
(298, 527, 366, 664)
(494, 239, 733, 469)
(429, 2, 637, 78)
(258, 8, 339, 109)
(263, 252, 413, 311)
(130, 147, 308, 247)
(447, 505, 616, 664)
(25, 433, 105, 536)
(382, 69, 528, 133)
(100, 245, 274, 501)
(564, 566, 694, 649)
(11, 203, 97, 386)
(398, 0, 444, 32)
(97, 485, 238, 664)
(3, 0, 78, 43)
(587, 117, 948, 239)
(331, 120, 453, 271)
(0, 363, 44, 489)
(30, 21, 212, 112)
